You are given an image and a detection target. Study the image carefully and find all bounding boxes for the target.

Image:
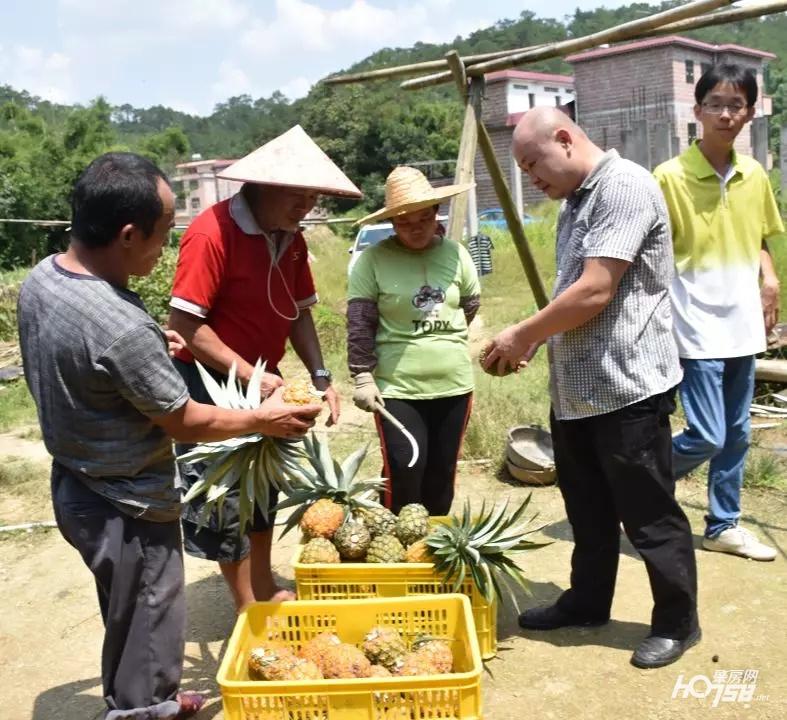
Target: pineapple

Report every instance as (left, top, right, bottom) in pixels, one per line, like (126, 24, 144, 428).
(248, 644, 298, 680)
(411, 636, 453, 674)
(362, 626, 408, 671)
(358, 506, 396, 538)
(275, 433, 386, 538)
(404, 539, 432, 563)
(366, 534, 405, 563)
(300, 498, 345, 539)
(333, 520, 371, 560)
(395, 504, 429, 546)
(282, 379, 325, 405)
(396, 651, 439, 677)
(298, 632, 342, 672)
(478, 343, 515, 376)
(425, 497, 550, 607)
(178, 359, 308, 534)
(369, 664, 393, 678)
(322, 643, 372, 679)
(300, 537, 341, 564)
(284, 658, 323, 680)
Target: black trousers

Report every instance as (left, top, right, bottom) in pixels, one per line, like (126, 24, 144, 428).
(375, 393, 472, 516)
(51, 462, 185, 719)
(551, 390, 698, 640)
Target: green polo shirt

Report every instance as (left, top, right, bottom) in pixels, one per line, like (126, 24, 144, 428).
(348, 236, 480, 399)
(654, 143, 784, 359)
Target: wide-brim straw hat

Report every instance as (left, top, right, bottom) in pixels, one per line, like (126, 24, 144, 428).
(357, 166, 473, 225)
(217, 125, 362, 198)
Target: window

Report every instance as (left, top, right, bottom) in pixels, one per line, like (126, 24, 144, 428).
(685, 60, 694, 84)
(701, 62, 711, 77)
(544, 86, 558, 92)
(189, 179, 199, 190)
(555, 96, 561, 107)
(191, 197, 201, 211)
(528, 93, 535, 109)
(687, 122, 697, 143)
(513, 83, 529, 90)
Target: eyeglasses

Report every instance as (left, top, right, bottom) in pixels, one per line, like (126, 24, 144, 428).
(701, 102, 748, 115)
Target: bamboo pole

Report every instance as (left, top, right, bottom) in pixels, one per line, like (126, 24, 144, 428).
(445, 53, 480, 243)
(402, 0, 735, 90)
(323, 0, 787, 88)
(476, 121, 549, 309)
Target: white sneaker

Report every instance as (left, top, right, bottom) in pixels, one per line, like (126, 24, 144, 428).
(702, 527, 777, 561)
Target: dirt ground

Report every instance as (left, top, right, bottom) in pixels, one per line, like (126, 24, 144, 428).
(0, 431, 785, 720)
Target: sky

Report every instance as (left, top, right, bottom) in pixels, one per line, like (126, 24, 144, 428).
(0, 0, 736, 116)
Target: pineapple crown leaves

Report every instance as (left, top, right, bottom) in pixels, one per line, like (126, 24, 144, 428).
(176, 359, 311, 534)
(425, 495, 552, 607)
(274, 432, 386, 537)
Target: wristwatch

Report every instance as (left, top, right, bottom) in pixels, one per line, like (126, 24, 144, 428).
(311, 368, 332, 381)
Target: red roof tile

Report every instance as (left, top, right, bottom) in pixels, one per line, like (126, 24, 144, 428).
(485, 69, 574, 85)
(566, 35, 776, 63)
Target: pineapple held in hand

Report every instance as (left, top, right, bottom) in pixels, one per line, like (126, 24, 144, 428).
(478, 342, 516, 376)
(282, 378, 325, 405)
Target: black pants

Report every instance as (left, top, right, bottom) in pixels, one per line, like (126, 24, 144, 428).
(375, 393, 472, 516)
(51, 462, 185, 719)
(551, 390, 698, 640)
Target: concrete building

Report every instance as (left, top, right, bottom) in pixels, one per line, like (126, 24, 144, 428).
(566, 36, 775, 169)
(171, 157, 241, 226)
(474, 69, 575, 211)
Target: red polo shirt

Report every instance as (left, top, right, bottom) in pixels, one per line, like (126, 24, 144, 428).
(170, 192, 317, 371)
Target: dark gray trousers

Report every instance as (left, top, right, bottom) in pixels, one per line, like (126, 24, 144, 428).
(51, 462, 185, 719)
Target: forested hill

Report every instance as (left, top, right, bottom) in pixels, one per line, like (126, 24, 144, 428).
(1, 1, 785, 267)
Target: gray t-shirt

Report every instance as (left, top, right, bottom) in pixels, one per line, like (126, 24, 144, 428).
(548, 150, 682, 420)
(18, 255, 189, 521)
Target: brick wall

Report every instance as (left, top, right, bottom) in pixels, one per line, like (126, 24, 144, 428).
(572, 45, 768, 167)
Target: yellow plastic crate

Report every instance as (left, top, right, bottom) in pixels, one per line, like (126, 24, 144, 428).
(217, 595, 483, 720)
(292, 544, 498, 660)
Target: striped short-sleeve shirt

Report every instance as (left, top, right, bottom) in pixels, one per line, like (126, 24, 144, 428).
(548, 150, 682, 420)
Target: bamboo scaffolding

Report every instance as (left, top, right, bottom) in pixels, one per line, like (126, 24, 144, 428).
(322, 0, 787, 87)
(403, 0, 734, 90)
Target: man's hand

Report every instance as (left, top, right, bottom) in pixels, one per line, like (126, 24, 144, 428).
(321, 384, 340, 426)
(482, 324, 539, 376)
(352, 372, 384, 412)
(164, 328, 185, 357)
(255, 387, 321, 438)
(761, 278, 780, 335)
(260, 371, 284, 398)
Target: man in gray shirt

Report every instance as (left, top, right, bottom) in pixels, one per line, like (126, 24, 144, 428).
(483, 108, 698, 669)
(17, 153, 321, 719)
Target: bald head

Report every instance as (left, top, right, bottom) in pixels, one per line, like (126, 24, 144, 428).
(512, 107, 602, 200)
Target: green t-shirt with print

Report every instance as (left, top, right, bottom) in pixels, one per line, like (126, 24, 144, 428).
(348, 236, 480, 399)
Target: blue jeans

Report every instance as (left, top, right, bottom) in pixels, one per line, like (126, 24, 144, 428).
(672, 357, 755, 539)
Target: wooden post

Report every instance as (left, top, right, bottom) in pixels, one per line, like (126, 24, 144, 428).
(476, 121, 549, 309)
(445, 53, 482, 243)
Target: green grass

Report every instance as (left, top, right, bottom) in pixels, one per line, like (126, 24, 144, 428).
(743, 448, 787, 490)
(0, 380, 38, 432)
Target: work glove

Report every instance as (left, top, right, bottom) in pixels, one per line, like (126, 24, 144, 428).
(352, 372, 384, 412)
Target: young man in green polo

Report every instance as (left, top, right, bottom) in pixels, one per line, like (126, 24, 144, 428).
(654, 63, 783, 561)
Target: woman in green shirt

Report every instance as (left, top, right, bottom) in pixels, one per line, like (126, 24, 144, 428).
(347, 166, 480, 514)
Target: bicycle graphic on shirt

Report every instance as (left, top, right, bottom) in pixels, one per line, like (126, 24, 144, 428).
(411, 285, 447, 333)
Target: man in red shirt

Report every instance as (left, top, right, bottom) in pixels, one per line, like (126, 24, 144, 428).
(168, 126, 361, 609)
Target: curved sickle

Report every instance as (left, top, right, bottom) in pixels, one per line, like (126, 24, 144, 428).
(374, 401, 420, 468)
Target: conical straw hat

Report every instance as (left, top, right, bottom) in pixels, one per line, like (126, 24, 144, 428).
(358, 166, 473, 225)
(217, 125, 362, 198)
